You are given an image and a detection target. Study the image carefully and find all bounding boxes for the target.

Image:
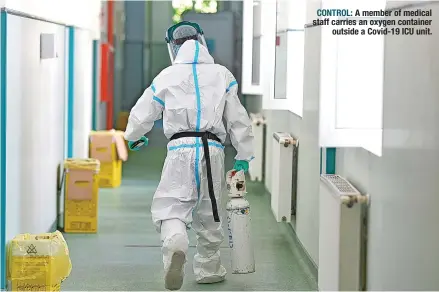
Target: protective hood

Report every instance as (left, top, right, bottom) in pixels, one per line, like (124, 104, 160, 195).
(174, 40, 214, 65)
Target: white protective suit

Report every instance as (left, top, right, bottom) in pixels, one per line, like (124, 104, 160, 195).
(124, 39, 254, 287)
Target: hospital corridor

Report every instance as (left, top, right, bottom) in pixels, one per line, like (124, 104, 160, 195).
(1, 0, 439, 291)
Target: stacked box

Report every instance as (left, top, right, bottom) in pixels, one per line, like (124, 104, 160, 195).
(7, 231, 72, 291)
(89, 130, 128, 188)
(99, 159, 123, 187)
(64, 158, 100, 233)
(116, 113, 131, 148)
(116, 111, 129, 131)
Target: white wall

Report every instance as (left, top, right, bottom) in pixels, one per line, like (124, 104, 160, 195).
(262, 0, 321, 265)
(7, 15, 66, 237)
(3, 0, 100, 237)
(263, 1, 439, 289)
(73, 28, 94, 158)
(335, 2, 439, 289)
(2, 0, 101, 37)
(264, 110, 301, 192)
(294, 9, 321, 265)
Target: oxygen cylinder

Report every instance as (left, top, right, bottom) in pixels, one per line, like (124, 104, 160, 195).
(226, 170, 255, 274)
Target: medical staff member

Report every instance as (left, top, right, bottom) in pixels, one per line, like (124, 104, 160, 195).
(124, 21, 254, 290)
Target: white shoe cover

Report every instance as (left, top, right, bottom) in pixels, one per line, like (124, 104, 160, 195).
(165, 250, 186, 290)
(195, 265, 227, 284)
(161, 219, 189, 290)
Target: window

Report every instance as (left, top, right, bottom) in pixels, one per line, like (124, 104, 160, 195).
(263, 0, 306, 115)
(319, 1, 385, 156)
(242, 0, 264, 95)
(259, 0, 277, 107)
(251, 2, 261, 86)
(172, 0, 218, 23)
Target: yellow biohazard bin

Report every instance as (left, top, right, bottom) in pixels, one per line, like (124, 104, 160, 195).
(64, 158, 100, 233)
(99, 159, 123, 187)
(116, 111, 130, 131)
(7, 231, 72, 291)
(89, 130, 128, 188)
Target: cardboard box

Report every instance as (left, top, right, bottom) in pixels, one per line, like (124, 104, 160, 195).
(89, 130, 128, 163)
(99, 159, 122, 188)
(7, 231, 72, 291)
(63, 158, 100, 233)
(116, 111, 130, 131)
(89, 130, 127, 188)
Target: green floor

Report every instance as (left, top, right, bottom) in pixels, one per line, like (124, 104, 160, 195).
(62, 139, 317, 291)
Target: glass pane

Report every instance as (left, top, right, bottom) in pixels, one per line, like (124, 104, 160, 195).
(286, 31, 305, 114)
(274, 32, 287, 99)
(335, 31, 384, 129)
(253, 0, 261, 35)
(252, 0, 262, 85)
(273, 0, 286, 99)
(251, 36, 261, 85)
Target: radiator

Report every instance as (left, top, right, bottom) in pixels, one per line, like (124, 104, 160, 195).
(249, 113, 266, 182)
(271, 132, 298, 222)
(318, 174, 370, 291)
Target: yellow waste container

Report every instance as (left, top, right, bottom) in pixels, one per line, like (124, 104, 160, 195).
(116, 111, 129, 131)
(99, 159, 123, 188)
(89, 130, 128, 188)
(7, 231, 72, 291)
(64, 158, 100, 233)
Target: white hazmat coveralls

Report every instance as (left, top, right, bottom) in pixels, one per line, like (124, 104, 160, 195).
(124, 40, 254, 287)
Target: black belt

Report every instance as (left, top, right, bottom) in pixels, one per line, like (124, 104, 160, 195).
(170, 131, 221, 222)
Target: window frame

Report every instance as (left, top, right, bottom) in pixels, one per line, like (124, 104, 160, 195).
(263, 0, 306, 115)
(318, 20, 384, 157)
(241, 0, 263, 95)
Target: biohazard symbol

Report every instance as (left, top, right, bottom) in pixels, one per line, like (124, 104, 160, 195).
(26, 244, 37, 255)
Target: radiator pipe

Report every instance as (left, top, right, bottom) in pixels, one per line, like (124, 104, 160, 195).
(340, 194, 370, 208)
(279, 138, 298, 148)
(250, 113, 266, 127)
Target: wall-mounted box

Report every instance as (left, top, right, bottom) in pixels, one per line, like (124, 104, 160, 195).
(40, 33, 57, 59)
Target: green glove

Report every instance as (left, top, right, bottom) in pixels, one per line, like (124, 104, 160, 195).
(233, 160, 249, 172)
(128, 136, 148, 151)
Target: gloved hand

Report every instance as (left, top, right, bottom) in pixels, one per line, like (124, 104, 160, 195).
(233, 160, 249, 173)
(128, 136, 148, 151)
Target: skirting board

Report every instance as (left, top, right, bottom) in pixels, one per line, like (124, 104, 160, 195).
(286, 222, 319, 280)
(265, 189, 318, 283)
(49, 219, 58, 233)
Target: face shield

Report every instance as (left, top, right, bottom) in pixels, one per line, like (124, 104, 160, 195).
(165, 21, 207, 63)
